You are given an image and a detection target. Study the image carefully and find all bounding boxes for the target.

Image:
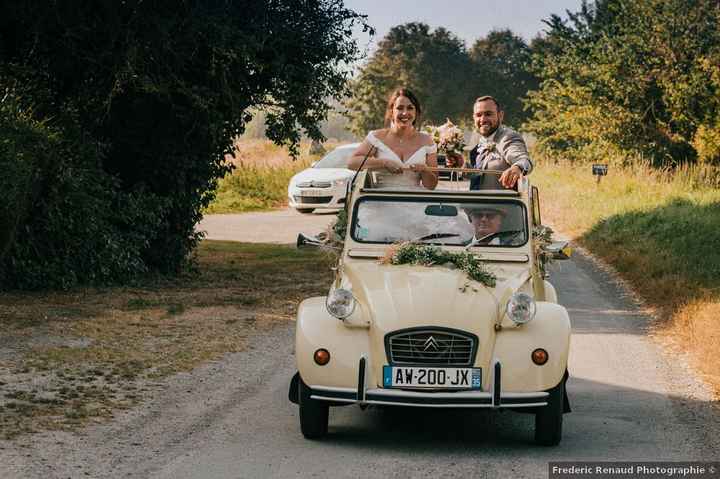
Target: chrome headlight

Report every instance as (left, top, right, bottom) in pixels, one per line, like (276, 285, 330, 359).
(326, 288, 356, 319)
(505, 292, 536, 325)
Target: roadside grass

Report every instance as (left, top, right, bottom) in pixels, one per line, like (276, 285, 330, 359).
(0, 240, 334, 439)
(532, 157, 720, 393)
(206, 159, 312, 213)
(206, 139, 343, 214)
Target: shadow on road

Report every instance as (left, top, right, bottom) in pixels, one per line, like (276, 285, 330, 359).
(314, 375, 717, 460)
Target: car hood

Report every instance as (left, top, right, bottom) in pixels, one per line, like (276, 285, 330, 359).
(342, 262, 531, 375)
(290, 168, 354, 184)
(345, 262, 531, 327)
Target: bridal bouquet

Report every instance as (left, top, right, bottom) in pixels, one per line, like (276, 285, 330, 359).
(425, 119, 466, 157)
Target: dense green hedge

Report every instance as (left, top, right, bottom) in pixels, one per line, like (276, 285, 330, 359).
(0, 1, 367, 289)
(0, 97, 165, 289)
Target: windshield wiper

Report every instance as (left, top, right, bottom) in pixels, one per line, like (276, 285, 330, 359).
(464, 229, 523, 250)
(414, 233, 461, 243)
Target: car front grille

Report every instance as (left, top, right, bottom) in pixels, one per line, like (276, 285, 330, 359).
(385, 328, 478, 366)
(297, 181, 332, 188)
(293, 196, 333, 204)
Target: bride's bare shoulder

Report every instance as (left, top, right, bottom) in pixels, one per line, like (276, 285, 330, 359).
(371, 129, 390, 141)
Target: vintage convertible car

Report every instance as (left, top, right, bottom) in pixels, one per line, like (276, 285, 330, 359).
(289, 170, 572, 445)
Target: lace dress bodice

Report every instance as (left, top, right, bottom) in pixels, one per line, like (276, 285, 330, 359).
(365, 131, 437, 189)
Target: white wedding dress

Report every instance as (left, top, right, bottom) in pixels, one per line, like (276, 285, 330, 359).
(365, 131, 437, 189)
(355, 132, 438, 242)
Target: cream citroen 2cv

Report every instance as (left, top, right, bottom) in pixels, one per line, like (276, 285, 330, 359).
(289, 170, 571, 446)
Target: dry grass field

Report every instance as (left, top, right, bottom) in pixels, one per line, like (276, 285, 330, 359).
(0, 241, 334, 439)
(532, 157, 720, 396)
(207, 139, 345, 214)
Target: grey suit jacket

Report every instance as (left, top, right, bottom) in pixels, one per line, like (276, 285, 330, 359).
(469, 126, 533, 190)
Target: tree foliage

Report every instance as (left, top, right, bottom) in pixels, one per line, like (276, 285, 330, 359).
(346, 23, 536, 135)
(524, 0, 720, 165)
(0, 0, 368, 289)
(469, 29, 538, 126)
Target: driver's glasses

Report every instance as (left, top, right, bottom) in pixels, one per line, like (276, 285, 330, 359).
(472, 212, 500, 220)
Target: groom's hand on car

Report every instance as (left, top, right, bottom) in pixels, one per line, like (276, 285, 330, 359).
(500, 164, 523, 188)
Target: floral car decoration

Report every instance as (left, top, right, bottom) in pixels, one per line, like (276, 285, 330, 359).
(380, 242, 496, 287)
(290, 171, 572, 446)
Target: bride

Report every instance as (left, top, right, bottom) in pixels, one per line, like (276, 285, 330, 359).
(348, 88, 438, 190)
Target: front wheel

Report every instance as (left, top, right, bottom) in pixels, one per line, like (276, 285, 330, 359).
(534, 378, 564, 446)
(299, 377, 328, 439)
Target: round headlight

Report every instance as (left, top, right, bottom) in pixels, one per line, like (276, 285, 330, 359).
(506, 292, 536, 325)
(326, 288, 356, 319)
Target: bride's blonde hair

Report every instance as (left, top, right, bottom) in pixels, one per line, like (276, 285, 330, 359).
(383, 88, 422, 128)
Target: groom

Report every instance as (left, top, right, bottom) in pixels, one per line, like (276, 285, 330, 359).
(468, 96, 533, 190)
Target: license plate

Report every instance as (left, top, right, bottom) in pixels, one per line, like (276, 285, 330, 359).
(300, 189, 325, 197)
(383, 366, 481, 389)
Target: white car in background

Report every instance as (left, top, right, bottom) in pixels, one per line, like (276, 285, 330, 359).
(288, 143, 359, 213)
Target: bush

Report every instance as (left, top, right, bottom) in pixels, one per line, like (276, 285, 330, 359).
(206, 159, 313, 214)
(0, 96, 162, 289)
(693, 123, 720, 165)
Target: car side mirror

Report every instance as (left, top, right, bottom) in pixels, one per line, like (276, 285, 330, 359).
(542, 241, 572, 260)
(297, 233, 324, 249)
(297, 232, 342, 251)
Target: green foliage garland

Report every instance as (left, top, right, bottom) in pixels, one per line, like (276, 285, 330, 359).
(332, 209, 348, 241)
(533, 224, 555, 276)
(384, 243, 496, 287)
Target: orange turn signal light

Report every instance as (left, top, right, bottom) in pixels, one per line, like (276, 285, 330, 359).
(314, 348, 331, 366)
(531, 348, 549, 365)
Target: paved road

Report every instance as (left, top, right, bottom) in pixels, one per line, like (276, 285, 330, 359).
(2, 210, 718, 479)
(197, 208, 338, 244)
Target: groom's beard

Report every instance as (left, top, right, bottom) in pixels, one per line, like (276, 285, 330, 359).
(480, 123, 500, 137)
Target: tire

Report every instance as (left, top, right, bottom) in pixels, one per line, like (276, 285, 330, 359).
(299, 377, 329, 439)
(534, 378, 564, 446)
(297, 208, 315, 214)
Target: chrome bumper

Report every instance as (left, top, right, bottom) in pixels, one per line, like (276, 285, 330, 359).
(309, 358, 549, 409)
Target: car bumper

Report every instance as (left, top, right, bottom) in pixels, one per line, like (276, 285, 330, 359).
(288, 186, 346, 210)
(307, 358, 549, 409)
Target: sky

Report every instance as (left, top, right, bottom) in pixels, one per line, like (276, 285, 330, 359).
(344, 0, 584, 53)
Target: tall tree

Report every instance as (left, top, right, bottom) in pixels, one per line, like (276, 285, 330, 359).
(469, 29, 537, 126)
(346, 23, 476, 135)
(525, 0, 720, 165)
(0, 0, 369, 288)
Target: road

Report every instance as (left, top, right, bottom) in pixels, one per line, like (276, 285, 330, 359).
(197, 208, 338, 244)
(2, 208, 718, 479)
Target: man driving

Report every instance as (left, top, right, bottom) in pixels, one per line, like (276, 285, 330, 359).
(465, 205, 521, 246)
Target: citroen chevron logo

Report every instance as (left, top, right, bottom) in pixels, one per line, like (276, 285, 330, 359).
(423, 336, 440, 352)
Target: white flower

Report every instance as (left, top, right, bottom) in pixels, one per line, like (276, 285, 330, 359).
(427, 119, 465, 156)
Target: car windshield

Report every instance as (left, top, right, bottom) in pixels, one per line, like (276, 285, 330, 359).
(314, 147, 354, 168)
(351, 198, 528, 247)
